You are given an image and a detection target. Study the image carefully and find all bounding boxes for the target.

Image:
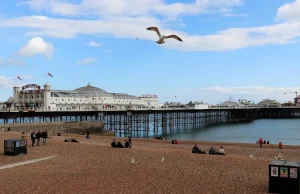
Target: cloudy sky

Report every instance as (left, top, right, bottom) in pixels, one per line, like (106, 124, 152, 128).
(1, 0, 300, 104)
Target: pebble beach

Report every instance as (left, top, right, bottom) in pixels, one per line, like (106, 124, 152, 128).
(1, 131, 300, 194)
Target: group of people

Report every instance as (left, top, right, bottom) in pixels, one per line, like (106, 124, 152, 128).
(257, 138, 283, 149)
(111, 137, 132, 148)
(192, 145, 226, 155)
(29, 130, 48, 146)
(257, 138, 270, 148)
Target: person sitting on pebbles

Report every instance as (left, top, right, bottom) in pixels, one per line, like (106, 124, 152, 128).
(209, 147, 216, 154)
(124, 140, 131, 148)
(111, 140, 117, 147)
(117, 141, 124, 148)
(218, 146, 226, 155)
(192, 145, 206, 154)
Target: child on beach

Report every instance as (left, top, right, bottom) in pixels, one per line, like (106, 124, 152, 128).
(21, 131, 26, 139)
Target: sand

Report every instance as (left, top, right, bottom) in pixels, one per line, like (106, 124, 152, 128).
(0, 131, 300, 194)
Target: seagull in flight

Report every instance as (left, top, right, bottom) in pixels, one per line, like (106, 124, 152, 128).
(147, 27, 183, 44)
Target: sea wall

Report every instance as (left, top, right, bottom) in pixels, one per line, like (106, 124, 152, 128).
(0, 121, 113, 136)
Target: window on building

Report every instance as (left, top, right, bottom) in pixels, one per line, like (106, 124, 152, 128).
(62, 99, 64, 101)
(68, 99, 70, 101)
(92, 98, 94, 100)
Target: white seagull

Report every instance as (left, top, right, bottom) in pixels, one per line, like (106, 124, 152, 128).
(147, 26, 183, 44)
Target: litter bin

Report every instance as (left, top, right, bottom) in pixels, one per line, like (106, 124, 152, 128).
(269, 160, 300, 194)
(4, 139, 27, 156)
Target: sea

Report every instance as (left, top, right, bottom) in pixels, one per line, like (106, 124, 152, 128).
(163, 119, 300, 145)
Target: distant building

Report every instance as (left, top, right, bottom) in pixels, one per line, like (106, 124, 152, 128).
(186, 101, 209, 109)
(215, 99, 246, 108)
(5, 83, 159, 111)
(257, 99, 281, 107)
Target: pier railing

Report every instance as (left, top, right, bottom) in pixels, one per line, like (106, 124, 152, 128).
(0, 105, 294, 112)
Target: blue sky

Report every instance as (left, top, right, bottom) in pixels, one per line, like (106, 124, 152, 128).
(1, 0, 300, 104)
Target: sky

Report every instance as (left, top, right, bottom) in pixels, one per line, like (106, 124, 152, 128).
(1, 0, 300, 104)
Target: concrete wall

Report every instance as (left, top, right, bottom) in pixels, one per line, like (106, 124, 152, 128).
(0, 121, 109, 136)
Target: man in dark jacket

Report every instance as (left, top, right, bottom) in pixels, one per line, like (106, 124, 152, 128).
(36, 130, 41, 146)
(42, 130, 48, 144)
(30, 131, 36, 146)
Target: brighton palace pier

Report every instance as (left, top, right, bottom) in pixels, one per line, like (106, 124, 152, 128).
(0, 83, 161, 112)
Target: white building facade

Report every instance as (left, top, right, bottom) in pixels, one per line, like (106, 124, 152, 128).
(11, 83, 159, 111)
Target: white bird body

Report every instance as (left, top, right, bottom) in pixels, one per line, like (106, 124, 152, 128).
(156, 35, 166, 44)
(161, 157, 165, 162)
(147, 27, 182, 44)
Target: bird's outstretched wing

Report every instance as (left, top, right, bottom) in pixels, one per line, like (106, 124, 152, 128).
(165, 35, 183, 42)
(147, 27, 161, 38)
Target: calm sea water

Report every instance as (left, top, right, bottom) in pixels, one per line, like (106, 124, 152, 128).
(165, 119, 300, 145)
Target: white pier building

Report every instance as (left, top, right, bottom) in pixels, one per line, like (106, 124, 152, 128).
(7, 83, 159, 111)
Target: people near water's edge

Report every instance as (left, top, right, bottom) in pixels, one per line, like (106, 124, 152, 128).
(209, 147, 216, 154)
(171, 139, 178, 144)
(218, 146, 226, 155)
(279, 142, 283, 149)
(30, 131, 36, 146)
(267, 141, 269, 144)
(21, 131, 26, 139)
(259, 138, 263, 148)
(263, 140, 266, 144)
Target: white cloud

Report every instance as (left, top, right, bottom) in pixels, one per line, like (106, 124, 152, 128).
(17, 37, 54, 58)
(105, 49, 112, 53)
(77, 57, 97, 65)
(0, 76, 18, 88)
(171, 86, 300, 104)
(88, 41, 101, 47)
(222, 13, 247, 17)
(23, 0, 242, 19)
(0, 0, 298, 51)
(276, 0, 300, 22)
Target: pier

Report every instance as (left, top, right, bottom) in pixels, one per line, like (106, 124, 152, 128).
(1, 107, 300, 137)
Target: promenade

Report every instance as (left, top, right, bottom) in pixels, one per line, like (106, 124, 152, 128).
(1, 131, 300, 194)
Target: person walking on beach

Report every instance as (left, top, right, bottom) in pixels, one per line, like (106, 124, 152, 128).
(36, 130, 41, 146)
(259, 138, 263, 148)
(128, 136, 132, 147)
(30, 131, 36, 146)
(42, 130, 48, 144)
(279, 142, 283, 149)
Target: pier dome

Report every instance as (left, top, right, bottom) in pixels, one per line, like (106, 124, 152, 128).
(74, 83, 107, 94)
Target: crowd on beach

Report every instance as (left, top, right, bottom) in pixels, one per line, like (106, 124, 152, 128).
(111, 137, 132, 148)
(25, 130, 48, 146)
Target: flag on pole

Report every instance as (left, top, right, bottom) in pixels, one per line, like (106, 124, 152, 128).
(48, 72, 53, 77)
(17, 76, 22, 80)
